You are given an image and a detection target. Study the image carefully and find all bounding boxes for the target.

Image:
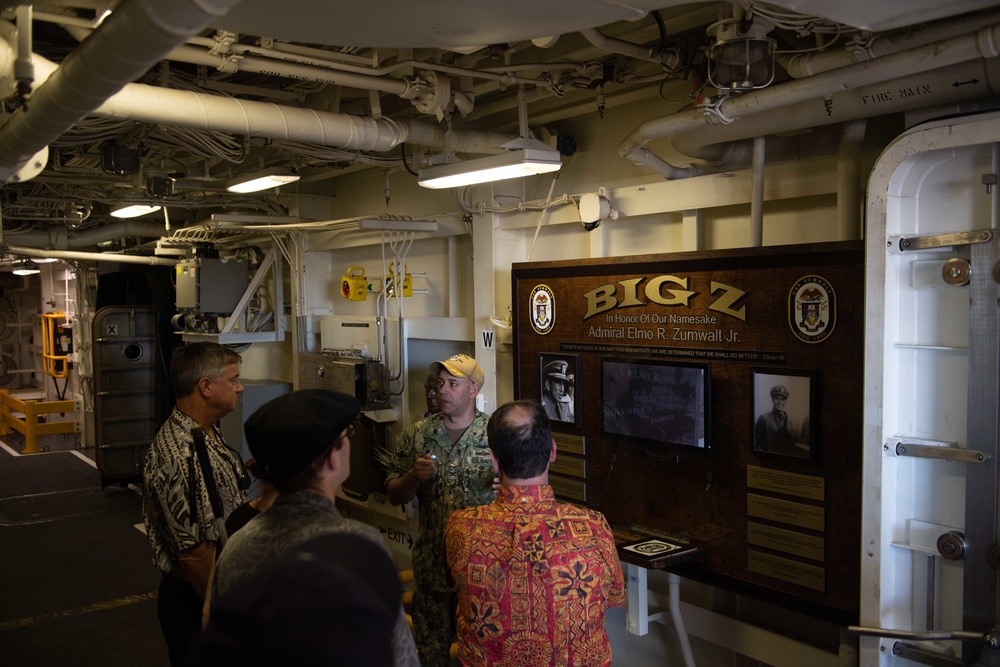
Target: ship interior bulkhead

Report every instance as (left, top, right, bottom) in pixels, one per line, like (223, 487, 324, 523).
(3, 0, 1000, 665)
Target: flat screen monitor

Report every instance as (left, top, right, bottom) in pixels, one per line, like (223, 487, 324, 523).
(601, 358, 711, 453)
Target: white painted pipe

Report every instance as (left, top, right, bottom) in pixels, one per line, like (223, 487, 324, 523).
(3, 219, 168, 249)
(91, 81, 516, 154)
(673, 59, 1000, 165)
(6, 245, 175, 265)
(619, 23, 1000, 178)
(166, 44, 414, 98)
(579, 28, 680, 68)
(0, 0, 247, 182)
(750, 136, 764, 247)
(837, 120, 867, 240)
(779, 7, 1000, 78)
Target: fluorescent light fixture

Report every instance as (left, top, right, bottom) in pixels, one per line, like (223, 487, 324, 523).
(12, 260, 40, 276)
(111, 203, 162, 218)
(226, 168, 300, 193)
(418, 147, 561, 190)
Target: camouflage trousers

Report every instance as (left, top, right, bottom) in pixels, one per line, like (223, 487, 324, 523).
(412, 583, 457, 667)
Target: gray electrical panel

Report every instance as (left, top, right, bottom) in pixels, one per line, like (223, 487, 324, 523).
(298, 352, 390, 411)
(175, 258, 248, 314)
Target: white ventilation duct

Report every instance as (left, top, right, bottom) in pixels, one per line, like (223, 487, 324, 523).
(91, 82, 517, 155)
(0, 0, 246, 183)
(6, 244, 176, 266)
(618, 22, 1000, 179)
(3, 219, 169, 250)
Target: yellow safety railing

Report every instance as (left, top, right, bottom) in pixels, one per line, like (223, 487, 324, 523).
(41, 312, 69, 379)
(0, 389, 78, 454)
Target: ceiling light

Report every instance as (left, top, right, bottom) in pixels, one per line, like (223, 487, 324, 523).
(12, 260, 40, 276)
(226, 168, 301, 193)
(111, 203, 162, 218)
(707, 18, 776, 93)
(418, 147, 562, 190)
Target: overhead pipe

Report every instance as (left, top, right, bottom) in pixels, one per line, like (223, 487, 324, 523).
(0, 43, 525, 176)
(53, 20, 557, 95)
(779, 6, 1000, 78)
(619, 23, 1000, 179)
(90, 81, 518, 154)
(672, 59, 1000, 167)
(0, 0, 247, 183)
(165, 44, 416, 98)
(2, 219, 168, 250)
(579, 27, 681, 69)
(750, 136, 764, 246)
(837, 120, 867, 240)
(5, 245, 175, 266)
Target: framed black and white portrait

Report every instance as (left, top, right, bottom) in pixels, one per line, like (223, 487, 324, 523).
(538, 353, 581, 427)
(750, 367, 818, 462)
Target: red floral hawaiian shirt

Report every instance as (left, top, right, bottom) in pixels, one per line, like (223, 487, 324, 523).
(445, 485, 625, 667)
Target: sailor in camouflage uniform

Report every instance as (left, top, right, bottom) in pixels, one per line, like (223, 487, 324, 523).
(386, 354, 495, 667)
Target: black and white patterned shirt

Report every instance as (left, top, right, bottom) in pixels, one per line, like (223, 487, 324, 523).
(142, 407, 247, 578)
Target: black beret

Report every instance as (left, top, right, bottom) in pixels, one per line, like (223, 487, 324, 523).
(244, 389, 361, 485)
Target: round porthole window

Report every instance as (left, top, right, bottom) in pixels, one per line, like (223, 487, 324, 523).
(122, 342, 144, 362)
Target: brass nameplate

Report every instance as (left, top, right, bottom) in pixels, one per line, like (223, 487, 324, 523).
(748, 522, 825, 562)
(549, 474, 587, 502)
(553, 432, 586, 456)
(747, 466, 825, 501)
(550, 454, 586, 479)
(748, 550, 825, 592)
(747, 494, 825, 531)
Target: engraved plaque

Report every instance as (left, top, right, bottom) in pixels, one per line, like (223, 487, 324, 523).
(550, 454, 586, 479)
(549, 474, 587, 502)
(748, 550, 825, 592)
(553, 432, 586, 455)
(747, 494, 825, 531)
(747, 466, 825, 501)
(748, 522, 825, 561)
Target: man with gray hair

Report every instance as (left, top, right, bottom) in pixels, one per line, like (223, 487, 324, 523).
(142, 342, 248, 666)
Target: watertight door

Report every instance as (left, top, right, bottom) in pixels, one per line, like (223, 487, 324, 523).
(862, 111, 1000, 665)
(92, 306, 159, 484)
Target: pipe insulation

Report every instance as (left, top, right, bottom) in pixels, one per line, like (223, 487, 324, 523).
(0, 0, 246, 182)
(165, 44, 414, 98)
(5, 245, 175, 265)
(674, 59, 1000, 167)
(91, 82, 517, 154)
(619, 22, 1000, 179)
(2, 219, 168, 249)
(779, 6, 1000, 78)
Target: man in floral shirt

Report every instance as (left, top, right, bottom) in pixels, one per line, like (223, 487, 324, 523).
(445, 399, 625, 667)
(386, 354, 495, 667)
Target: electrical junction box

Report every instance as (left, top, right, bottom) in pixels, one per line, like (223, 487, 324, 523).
(298, 352, 390, 411)
(175, 258, 247, 314)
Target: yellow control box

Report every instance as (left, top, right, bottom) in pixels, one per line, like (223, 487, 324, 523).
(340, 266, 369, 301)
(385, 264, 412, 297)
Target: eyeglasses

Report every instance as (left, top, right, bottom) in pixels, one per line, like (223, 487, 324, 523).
(343, 423, 356, 440)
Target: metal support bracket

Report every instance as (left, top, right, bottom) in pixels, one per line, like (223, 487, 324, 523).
(887, 229, 992, 254)
(891, 440, 988, 463)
